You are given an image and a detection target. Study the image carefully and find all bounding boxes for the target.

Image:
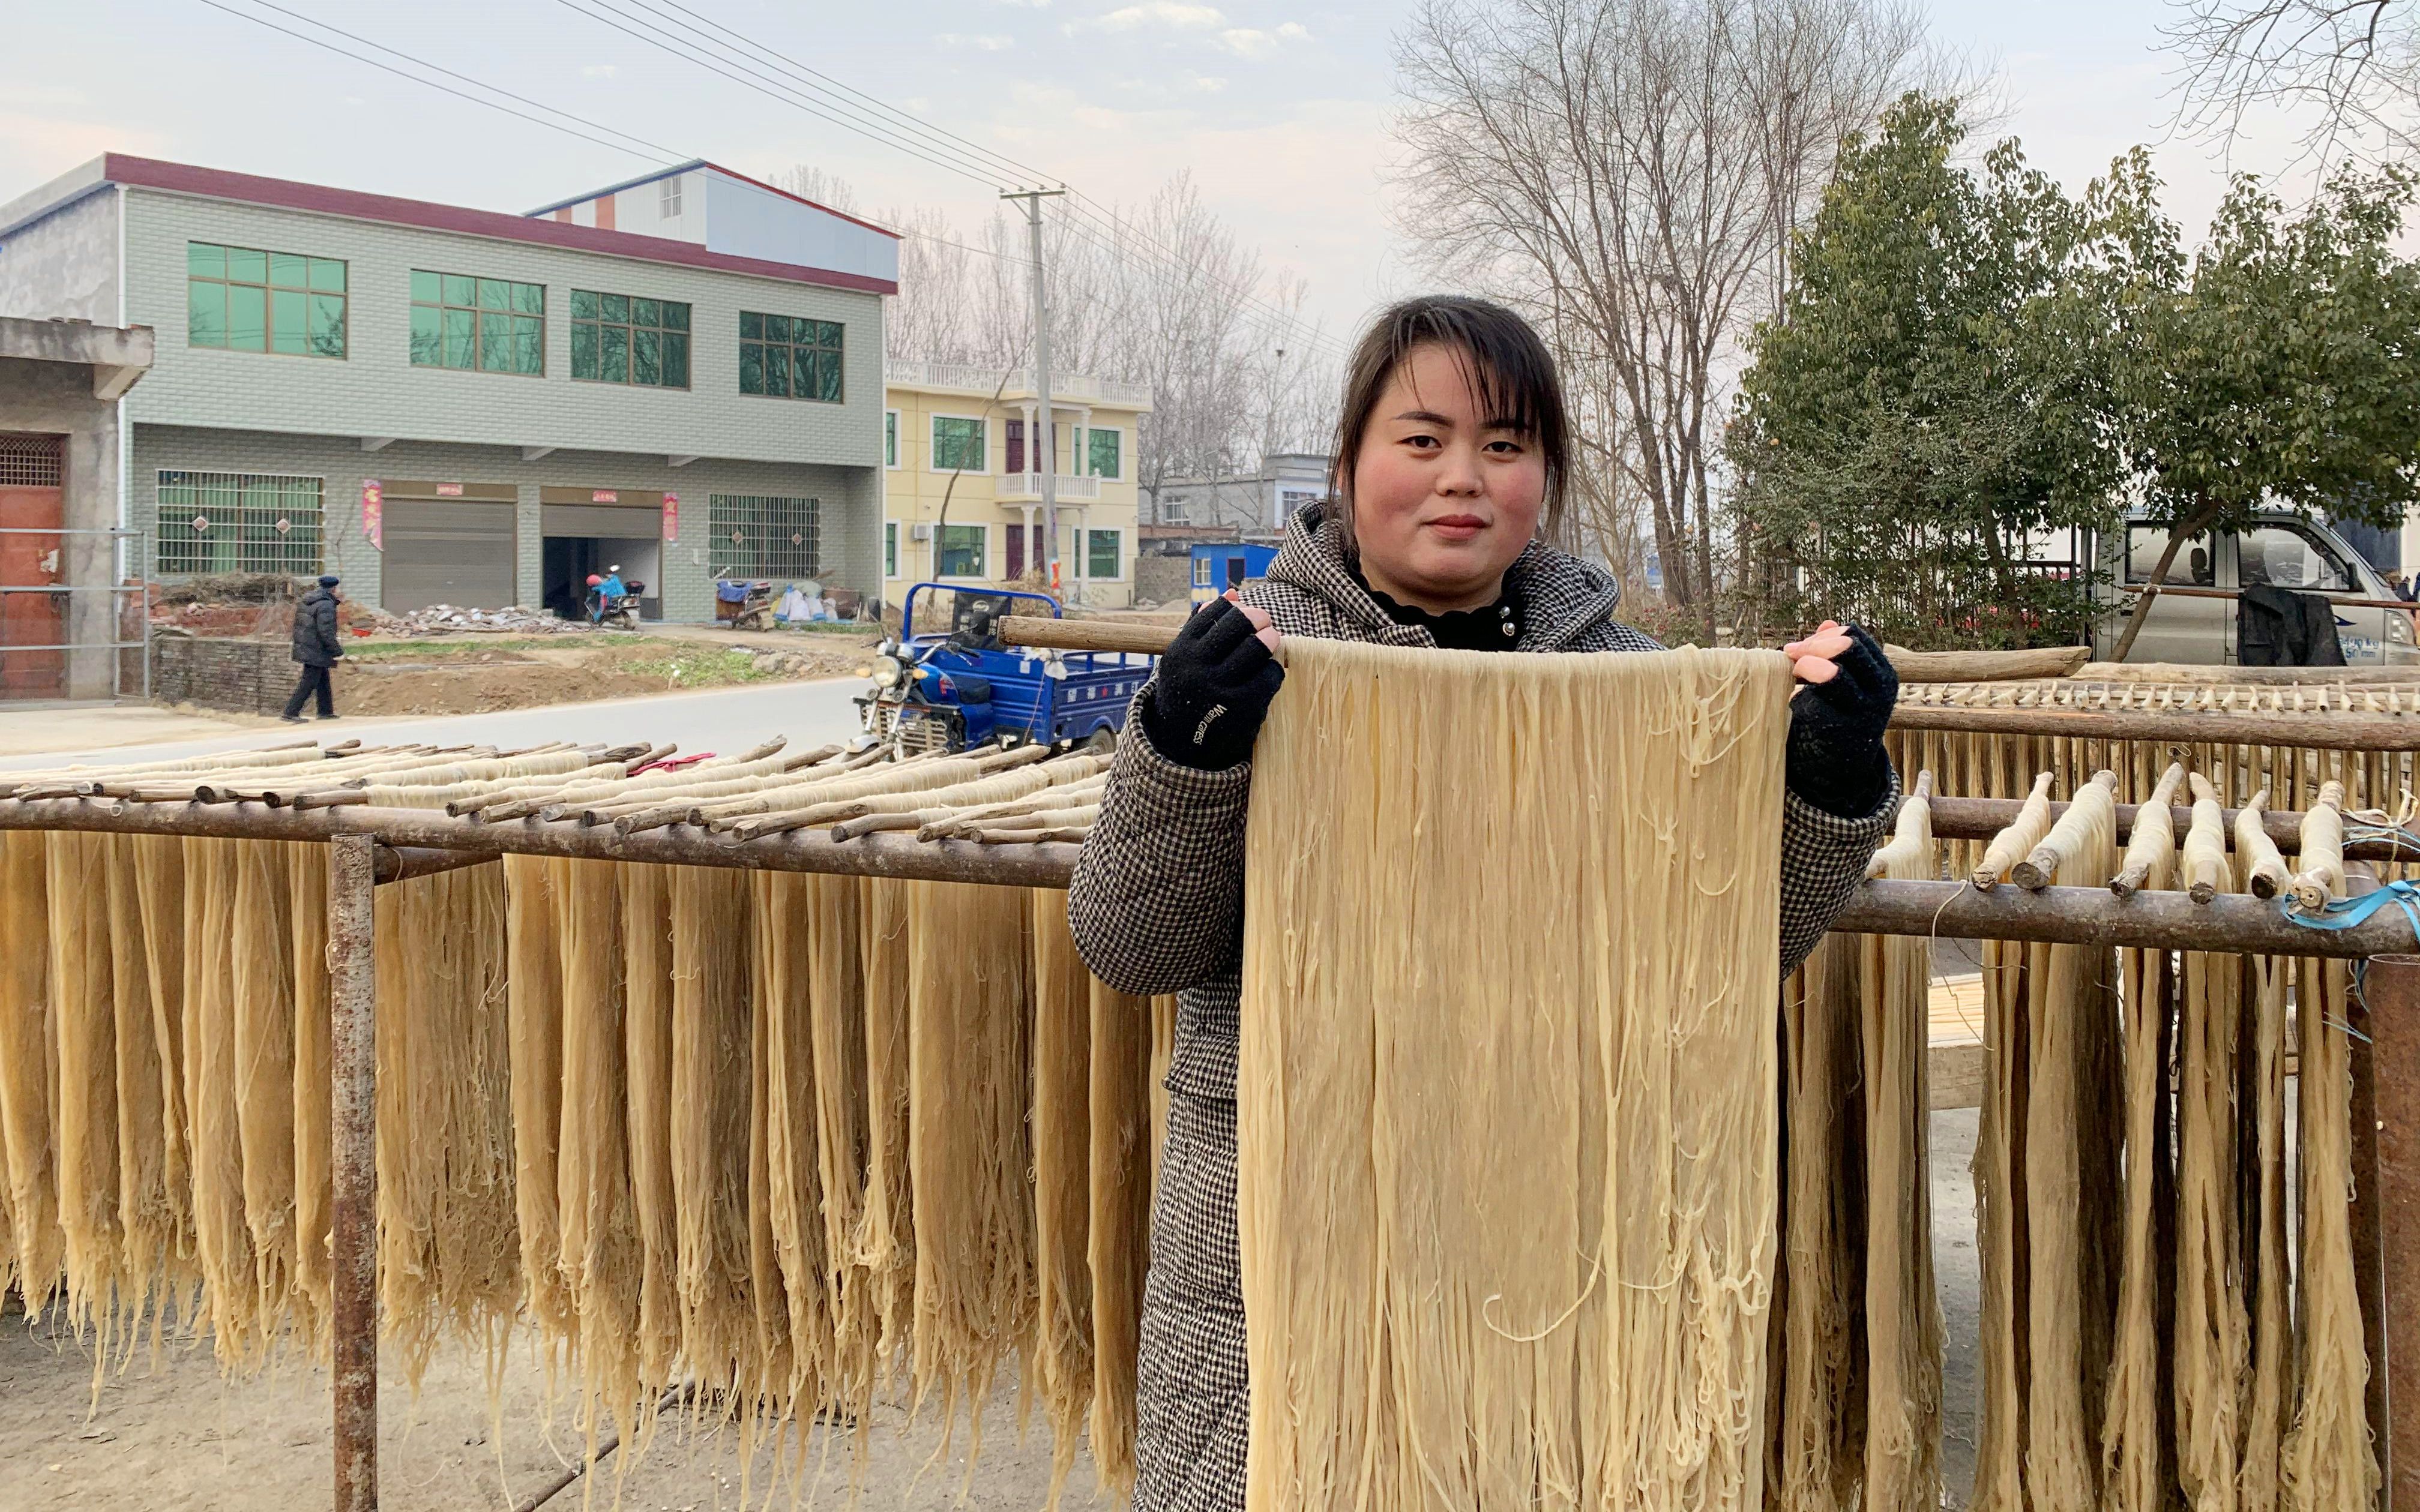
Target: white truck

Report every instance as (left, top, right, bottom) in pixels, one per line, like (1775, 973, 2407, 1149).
(2093, 509, 2420, 667)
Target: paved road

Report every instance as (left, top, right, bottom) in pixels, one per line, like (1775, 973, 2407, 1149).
(0, 676, 870, 772)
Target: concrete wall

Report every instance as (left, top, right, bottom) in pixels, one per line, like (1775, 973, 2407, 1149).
(0, 357, 130, 698)
(0, 182, 119, 325)
(120, 188, 885, 467)
(130, 424, 880, 622)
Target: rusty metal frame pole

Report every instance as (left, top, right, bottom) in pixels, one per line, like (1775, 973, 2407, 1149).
(329, 833, 378, 1512)
(2367, 952, 2420, 1512)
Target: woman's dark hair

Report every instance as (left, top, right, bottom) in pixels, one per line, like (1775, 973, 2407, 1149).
(1326, 294, 1569, 551)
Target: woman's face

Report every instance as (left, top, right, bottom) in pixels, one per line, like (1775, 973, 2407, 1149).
(1348, 343, 1546, 613)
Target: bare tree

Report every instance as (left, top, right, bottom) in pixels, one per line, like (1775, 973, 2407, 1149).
(824, 165, 1340, 513)
(1392, 0, 1929, 623)
(773, 164, 864, 215)
(2168, 0, 2420, 163)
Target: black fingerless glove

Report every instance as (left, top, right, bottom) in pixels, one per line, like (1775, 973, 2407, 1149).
(1139, 599, 1285, 771)
(1787, 623, 1897, 818)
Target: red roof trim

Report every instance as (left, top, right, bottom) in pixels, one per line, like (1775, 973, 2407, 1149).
(696, 161, 903, 241)
(101, 154, 898, 296)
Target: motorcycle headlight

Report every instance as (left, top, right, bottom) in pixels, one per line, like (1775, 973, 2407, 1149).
(871, 653, 904, 689)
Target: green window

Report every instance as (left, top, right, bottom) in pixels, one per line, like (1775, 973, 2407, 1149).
(154, 471, 325, 576)
(708, 494, 820, 579)
(935, 524, 987, 578)
(1088, 427, 1121, 479)
(410, 270, 544, 375)
(738, 311, 844, 401)
(885, 411, 899, 467)
(1087, 529, 1121, 580)
(187, 242, 346, 358)
(930, 416, 987, 473)
(883, 521, 899, 577)
(570, 290, 690, 387)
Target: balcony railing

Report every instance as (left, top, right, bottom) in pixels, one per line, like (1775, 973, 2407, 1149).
(995, 472, 1101, 502)
(883, 359, 1152, 409)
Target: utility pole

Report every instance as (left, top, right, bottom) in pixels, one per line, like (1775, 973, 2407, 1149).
(1002, 186, 1067, 596)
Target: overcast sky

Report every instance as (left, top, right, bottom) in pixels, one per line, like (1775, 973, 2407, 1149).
(3, 0, 2356, 351)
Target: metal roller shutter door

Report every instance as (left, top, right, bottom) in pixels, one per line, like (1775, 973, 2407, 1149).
(382, 499, 516, 612)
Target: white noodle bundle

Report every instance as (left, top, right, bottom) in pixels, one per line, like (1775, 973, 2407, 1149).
(1031, 890, 1096, 1509)
(1, 832, 62, 1314)
(1861, 782, 1943, 1512)
(1239, 640, 1792, 1511)
(374, 863, 517, 1383)
(906, 878, 1034, 1443)
(619, 862, 681, 1393)
(1087, 971, 1155, 1498)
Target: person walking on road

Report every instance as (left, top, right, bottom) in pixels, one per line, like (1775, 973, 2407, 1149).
(282, 573, 345, 722)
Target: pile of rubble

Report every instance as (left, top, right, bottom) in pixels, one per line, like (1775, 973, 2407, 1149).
(356, 603, 586, 637)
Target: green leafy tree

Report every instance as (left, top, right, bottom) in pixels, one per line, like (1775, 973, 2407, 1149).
(1727, 95, 2149, 649)
(2106, 166, 2420, 660)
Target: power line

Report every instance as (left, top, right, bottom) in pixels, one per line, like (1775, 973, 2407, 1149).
(234, 0, 691, 164)
(195, 0, 684, 166)
(544, 0, 1349, 358)
(1055, 199, 1351, 361)
(199, 0, 1341, 360)
(195, 0, 1025, 268)
(637, 0, 1052, 187)
(547, 0, 1009, 188)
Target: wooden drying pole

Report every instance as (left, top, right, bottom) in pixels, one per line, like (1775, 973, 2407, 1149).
(993, 614, 2093, 682)
(328, 835, 377, 1512)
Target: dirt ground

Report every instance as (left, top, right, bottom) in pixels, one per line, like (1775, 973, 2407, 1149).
(304, 628, 878, 720)
(0, 1302, 1089, 1512)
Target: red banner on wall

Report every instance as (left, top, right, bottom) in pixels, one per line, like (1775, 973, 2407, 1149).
(661, 491, 679, 542)
(361, 479, 383, 551)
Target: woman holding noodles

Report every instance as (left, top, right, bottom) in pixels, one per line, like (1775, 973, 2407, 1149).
(1068, 295, 1897, 1512)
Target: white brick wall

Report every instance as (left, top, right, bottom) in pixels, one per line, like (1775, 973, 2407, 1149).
(119, 188, 885, 467)
(132, 424, 879, 623)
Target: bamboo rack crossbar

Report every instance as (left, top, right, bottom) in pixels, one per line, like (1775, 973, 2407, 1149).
(0, 796, 2403, 957)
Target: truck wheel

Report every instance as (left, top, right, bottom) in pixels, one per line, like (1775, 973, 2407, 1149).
(1083, 725, 1118, 754)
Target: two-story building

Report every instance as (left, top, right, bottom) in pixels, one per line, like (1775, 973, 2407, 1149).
(881, 361, 1151, 611)
(0, 154, 895, 621)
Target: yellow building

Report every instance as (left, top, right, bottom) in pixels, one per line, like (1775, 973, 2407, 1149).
(881, 360, 1152, 611)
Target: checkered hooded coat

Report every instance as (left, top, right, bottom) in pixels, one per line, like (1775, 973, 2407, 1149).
(1067, 505, 1898, 1512)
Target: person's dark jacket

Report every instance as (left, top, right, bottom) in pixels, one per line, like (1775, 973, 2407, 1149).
(291, 586, 343, 668)
(2239, 584, 2347, 667)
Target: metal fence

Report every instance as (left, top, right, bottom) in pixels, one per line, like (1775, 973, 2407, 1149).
(154, 471, 326, 577)
(0, 527, 153, 703)
(707, 494, 820, 581)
